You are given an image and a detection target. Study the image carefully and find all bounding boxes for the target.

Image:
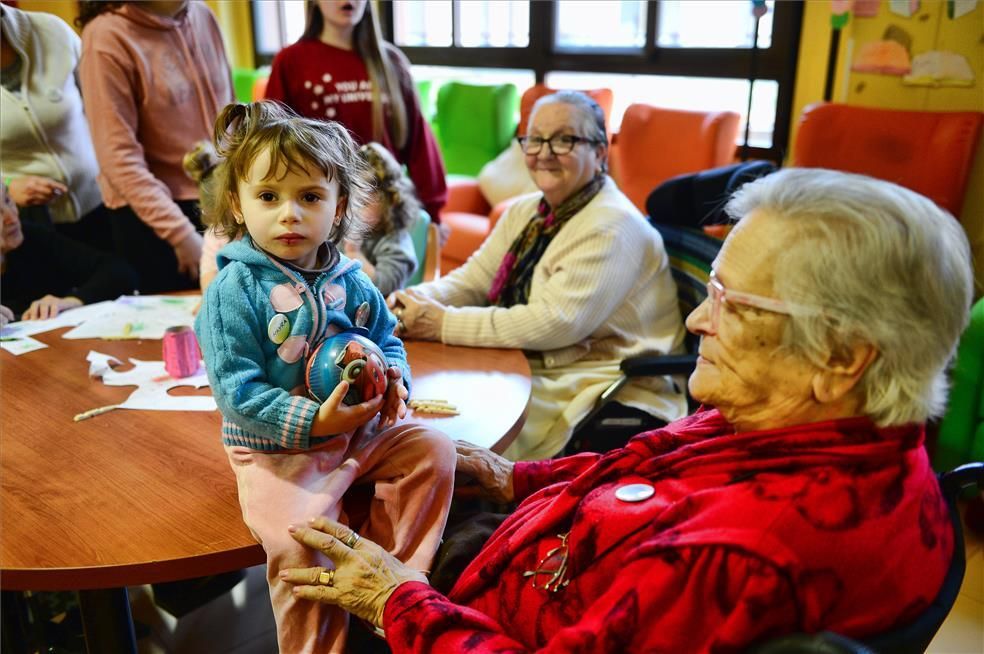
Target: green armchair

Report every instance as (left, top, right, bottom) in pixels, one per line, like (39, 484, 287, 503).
(435, 81, 518, 177)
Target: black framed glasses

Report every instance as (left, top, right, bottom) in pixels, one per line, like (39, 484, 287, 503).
(517, 134, 600, 156)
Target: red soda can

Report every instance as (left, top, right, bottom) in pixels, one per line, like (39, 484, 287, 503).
(163, 326, 202, 378)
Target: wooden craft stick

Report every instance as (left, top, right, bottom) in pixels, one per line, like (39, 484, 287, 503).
(409, 401, 458, 411)
(73, 404, 121, 422)
(411, 406, 460, 416)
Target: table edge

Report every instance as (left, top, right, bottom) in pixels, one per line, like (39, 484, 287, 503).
(0, 544, 266, 591)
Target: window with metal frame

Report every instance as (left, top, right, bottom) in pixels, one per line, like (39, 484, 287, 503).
(376, 0, 802, 162)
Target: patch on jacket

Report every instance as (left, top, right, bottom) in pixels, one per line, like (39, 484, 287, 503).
(269, 282, 304, 312)
(323, 283, 346, 311)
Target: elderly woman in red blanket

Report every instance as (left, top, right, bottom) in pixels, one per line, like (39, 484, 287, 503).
(279, 168, 972, 653)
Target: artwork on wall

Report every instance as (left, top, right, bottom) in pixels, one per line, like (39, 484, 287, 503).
(852, 25, 914, 75)
(948, 0, 979, 19)
(853, 0, 882, 17)
(889, 0, 921, 17)
(831, 0, 852, 28)
(852, 40, 912, 74)
(904, 50, 976, 86)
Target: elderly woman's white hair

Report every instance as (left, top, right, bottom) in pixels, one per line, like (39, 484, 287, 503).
(725, 168, 973, 426)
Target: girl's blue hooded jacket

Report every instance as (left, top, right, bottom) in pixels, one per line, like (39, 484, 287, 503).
(195, 238, 410, 452)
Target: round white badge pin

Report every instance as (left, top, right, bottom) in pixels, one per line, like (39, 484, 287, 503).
(614, 483, 655, 503)
(267, 314, 291, 344)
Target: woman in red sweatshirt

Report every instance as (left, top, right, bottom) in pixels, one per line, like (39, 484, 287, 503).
(77, 1, 233, 293)
(265, 0, 447, 222)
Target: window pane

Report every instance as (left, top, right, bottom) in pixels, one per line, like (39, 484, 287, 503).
(394, 0, 453, 47)
(253, 0, 307, 55)
(747, 80, 777, 149)
(555, 0, 647, 50)
(411, 65, 535, 92)
(458, 1, 529, 47)
(253, 1, 283, 55)
(657, 0, 774, 49)
(282, 1, 307, 45)
(544, 71, 778, 148)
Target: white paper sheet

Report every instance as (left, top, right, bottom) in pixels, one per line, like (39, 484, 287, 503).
(86, 350, 216, 412)
(86, 351, 122, 377)
(62, 295, 200, 340)
(0, 335, 47, 355)
(0, 300, 117, 340)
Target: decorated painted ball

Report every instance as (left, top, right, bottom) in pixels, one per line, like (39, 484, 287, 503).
(305, 331, 388, 405)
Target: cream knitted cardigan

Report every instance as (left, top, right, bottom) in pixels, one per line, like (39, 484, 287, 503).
(0, 7, 102, 223)
(418, 177, 685, 369)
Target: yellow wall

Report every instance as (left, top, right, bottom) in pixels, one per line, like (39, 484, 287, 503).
(16, 1, 254, 69)
(205, 0, 255, 69)
(790, 0, 984, 296)
(17, 0, 78, 30)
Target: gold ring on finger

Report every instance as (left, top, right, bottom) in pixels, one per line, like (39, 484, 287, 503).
(317, 569, 335, 586)
(343, 532, 361, 548)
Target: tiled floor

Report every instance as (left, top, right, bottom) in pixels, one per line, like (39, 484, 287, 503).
(134, 565, 277, 654)
(134, 509, 984, 654)
(927, 505, 984, 654)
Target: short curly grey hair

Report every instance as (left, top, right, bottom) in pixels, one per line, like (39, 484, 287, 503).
(725, 168, 973, 427)
(529, 91, 608, 173)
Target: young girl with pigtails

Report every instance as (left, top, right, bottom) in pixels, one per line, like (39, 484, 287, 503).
(193, 100, 454, 654)
(196, 140, 423, 297)
(343, 142, 422, 296)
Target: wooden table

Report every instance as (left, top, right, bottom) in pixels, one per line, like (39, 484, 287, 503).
(0, 329, 530, 652)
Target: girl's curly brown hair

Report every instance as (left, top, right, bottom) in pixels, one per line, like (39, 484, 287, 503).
(204, 101, 372, 245)
(358, 142, 423, 238)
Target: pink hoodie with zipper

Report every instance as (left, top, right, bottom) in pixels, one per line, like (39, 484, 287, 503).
(79, 2, 232, 247)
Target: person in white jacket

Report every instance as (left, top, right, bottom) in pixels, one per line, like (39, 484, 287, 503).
(389, 91, 687, 460)
(0, 4, 109, 250)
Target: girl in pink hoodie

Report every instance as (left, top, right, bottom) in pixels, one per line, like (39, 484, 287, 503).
(78, 1, 233, 293)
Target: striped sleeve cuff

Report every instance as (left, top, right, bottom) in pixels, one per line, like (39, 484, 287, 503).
(277, 395, 321, 450)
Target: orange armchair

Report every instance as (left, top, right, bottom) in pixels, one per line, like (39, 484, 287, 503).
(439, 99, 742, 272)
(793, 102, 983, 216)
(608, 104, 741, 212)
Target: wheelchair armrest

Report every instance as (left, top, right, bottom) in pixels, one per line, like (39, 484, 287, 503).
(620, 354, 698, 377)
(749, 631, 875, 654)
(940, 462, 984, 500)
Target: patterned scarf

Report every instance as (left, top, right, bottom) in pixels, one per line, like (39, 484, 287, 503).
(487, 175, 606, 307)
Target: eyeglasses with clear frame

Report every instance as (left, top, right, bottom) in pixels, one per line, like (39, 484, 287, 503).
(705, 270, 819, 333)
(517, 134, 600, 156)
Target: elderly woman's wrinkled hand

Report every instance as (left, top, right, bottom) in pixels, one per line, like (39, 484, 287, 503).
(454, 440, 516, 504)
(389, 289, 445, 341)
(281, 518, 428, 628)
